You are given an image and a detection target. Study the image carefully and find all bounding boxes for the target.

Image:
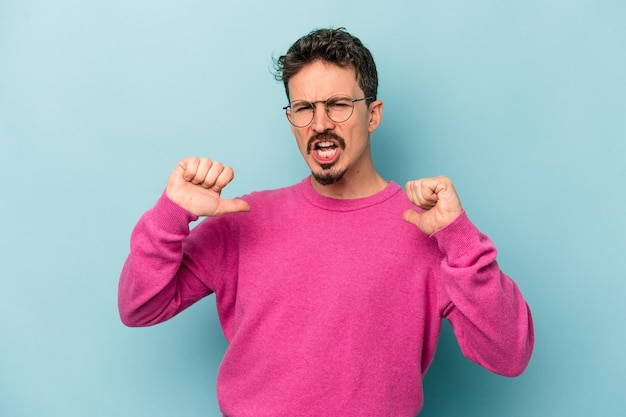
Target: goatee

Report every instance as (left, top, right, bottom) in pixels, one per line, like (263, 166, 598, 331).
(312, 167, 347, 186)
(307, 131, 347, 186)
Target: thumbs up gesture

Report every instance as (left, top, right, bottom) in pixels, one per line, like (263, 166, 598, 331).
(403, 176, 463, 235)
(166, 157, 251, 217)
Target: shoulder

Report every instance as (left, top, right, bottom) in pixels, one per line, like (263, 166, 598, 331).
(241, 179, 306, 209)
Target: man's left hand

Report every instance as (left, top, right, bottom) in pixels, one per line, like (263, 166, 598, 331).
(403, 176, 463, 235)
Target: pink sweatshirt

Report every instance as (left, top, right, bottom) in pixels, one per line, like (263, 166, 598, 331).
(119, 178, 533, 416)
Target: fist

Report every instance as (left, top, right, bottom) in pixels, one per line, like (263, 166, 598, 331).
(166, 157, 250, 217)
(403, 176, 463, 235)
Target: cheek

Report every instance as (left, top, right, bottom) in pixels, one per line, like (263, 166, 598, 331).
(292, 129, 310, 153)
(345, 122, 369, 144)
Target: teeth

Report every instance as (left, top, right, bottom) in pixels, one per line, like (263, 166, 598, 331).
(318, 141, 334, 148)
(317, 148, 337, 158)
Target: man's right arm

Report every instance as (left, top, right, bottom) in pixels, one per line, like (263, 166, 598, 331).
(117, 157, 250, 327)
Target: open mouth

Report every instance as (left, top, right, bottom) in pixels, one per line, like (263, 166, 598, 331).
(314, 141, 339, 160)
(307, 135, 345, 166)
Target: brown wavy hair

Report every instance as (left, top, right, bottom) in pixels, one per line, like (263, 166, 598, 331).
(274, 28, 378, 103)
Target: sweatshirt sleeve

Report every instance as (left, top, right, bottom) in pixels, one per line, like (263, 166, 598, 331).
(432, 211, 534, 377)
(118, 192, 221, 327)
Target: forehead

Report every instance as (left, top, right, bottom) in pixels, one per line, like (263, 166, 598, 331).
(287, 60, 362, 101)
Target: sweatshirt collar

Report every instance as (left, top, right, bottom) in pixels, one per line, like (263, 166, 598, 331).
(298, 176, 401, 212)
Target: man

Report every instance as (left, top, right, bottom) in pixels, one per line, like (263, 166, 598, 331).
(118, 28, 534, 416)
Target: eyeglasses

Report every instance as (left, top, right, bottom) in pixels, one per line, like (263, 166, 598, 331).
(283, 95, 373, 128)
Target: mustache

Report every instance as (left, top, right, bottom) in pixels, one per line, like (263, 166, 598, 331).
(306, 132, 346, 153)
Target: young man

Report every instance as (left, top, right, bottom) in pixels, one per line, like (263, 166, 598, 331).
(118, 28, 534, 416)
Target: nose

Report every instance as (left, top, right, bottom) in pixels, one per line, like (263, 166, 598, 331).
(310, 102, 336, 133)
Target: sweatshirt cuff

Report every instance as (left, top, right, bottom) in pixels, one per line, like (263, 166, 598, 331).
(430, 211, 493, 267)
(147, 191, 200, 234)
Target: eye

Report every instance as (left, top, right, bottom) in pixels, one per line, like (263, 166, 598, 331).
(327, 98, 352, 109)
(291, 102, 313, 113)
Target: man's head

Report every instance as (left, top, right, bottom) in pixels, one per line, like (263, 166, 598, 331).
(274, 28, 378, 104)
(274, 28, 384, 198)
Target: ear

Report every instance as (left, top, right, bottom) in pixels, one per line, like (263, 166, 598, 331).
(367, 100, 383, 133)
(286, 109, 297, 135)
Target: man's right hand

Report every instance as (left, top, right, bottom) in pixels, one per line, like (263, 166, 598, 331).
(165, 157, 251, 217)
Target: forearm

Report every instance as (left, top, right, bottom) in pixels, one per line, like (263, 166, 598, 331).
(118, 193, 209, 327)
(434, 212, 534, 376)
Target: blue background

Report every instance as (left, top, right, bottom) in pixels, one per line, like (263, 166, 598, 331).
(1, 1, 625, 416)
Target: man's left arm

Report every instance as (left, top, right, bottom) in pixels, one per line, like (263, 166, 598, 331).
(404, 177, 534, 376)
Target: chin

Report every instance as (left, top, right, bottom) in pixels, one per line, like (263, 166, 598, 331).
(312, 167, 347, 186)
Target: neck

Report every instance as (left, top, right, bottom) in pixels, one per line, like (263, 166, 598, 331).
(310, 168, 387, 199)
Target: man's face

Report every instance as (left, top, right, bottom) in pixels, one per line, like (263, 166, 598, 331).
(286, 60, 382, 188)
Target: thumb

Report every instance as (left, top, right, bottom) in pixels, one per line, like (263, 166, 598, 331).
(403, 208, 421, 227)
(216, 198, 251, 215)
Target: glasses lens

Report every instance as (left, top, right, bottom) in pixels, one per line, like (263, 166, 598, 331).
(288, 101, 314, 127)
(326, 96, 355, 123)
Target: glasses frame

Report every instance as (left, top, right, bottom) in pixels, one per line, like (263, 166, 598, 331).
(283, 95, 373, 128)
